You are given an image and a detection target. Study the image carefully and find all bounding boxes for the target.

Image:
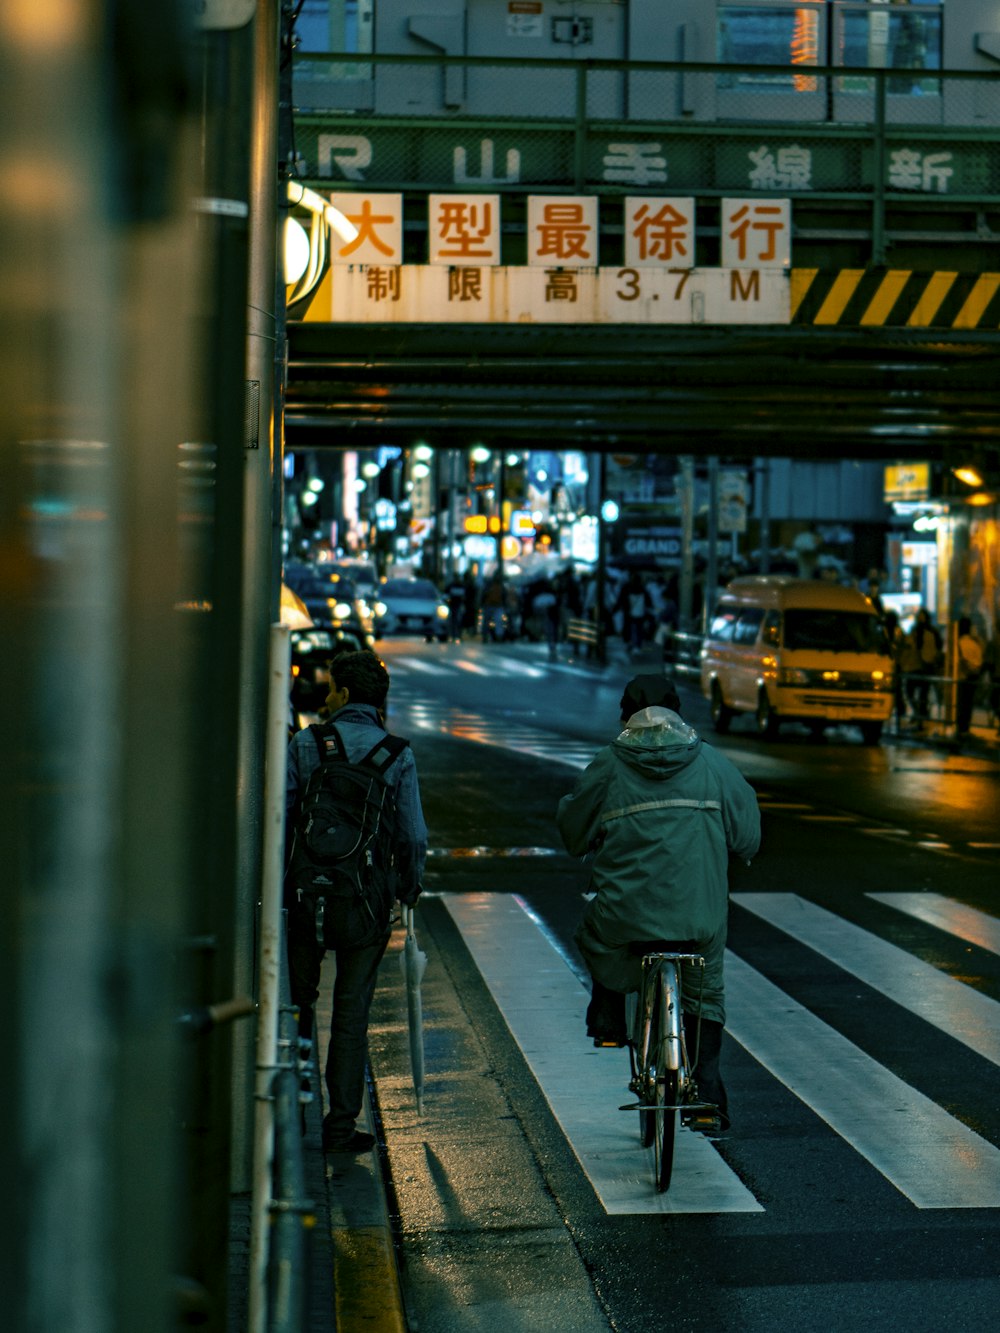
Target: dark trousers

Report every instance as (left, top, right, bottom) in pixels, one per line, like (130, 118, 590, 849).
(956, 678, 977, 734)
(288, 921, 391, 1139)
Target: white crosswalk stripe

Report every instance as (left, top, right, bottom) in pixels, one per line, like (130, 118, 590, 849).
(867, 891, 1000, 955)
(725, 952, 1000, 1209)
(732, 892, 1000, 1067)
(442, 889, 1000, 1213)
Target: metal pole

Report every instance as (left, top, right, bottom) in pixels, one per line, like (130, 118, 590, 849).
(596, 451, 608, 665)
(446, 448, 459, 579)
(705, 456, 719, 632)
(679, 455, 695, 630)
(234, 0, 282, 1191)
(496, 451, 506, 586)
(758, 457, 771, 574)
(248, 623, 292, 1333)
(872, 67, 887, 266)
(431, 447, 442, 583)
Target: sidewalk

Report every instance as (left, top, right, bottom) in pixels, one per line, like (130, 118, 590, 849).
(230, 641, 997, 1331)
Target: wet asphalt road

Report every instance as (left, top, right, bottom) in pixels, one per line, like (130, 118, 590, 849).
(360, 638, 1000, 1332)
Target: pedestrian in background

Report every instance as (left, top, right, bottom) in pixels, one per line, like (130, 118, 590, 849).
(882, 609, 907, 730)
(619, 572, 650, 659)
(480, 571, 506, 642)
(905, 606, 941, 725)
(954, 616, 985, 738)
(446, 571, 466, 642)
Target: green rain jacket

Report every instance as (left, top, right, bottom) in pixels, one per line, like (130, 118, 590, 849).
(556, 707, 760, 1022)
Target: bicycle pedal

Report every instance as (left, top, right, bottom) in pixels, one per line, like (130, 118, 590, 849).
(683, 1112, 724, 1136)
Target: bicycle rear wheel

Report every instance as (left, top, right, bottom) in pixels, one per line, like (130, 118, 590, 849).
(652, 971, 681, 1192)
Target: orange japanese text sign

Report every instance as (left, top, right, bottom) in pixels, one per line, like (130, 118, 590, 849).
(624, 197, 695, 268)
(428, 194, 501, 266)
(527, 196, 598, 267)
(720, 198, 790, 269)
(329, 192, 403, 265)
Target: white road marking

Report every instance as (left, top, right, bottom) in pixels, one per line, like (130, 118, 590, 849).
(867, 892, 1000, 956)
(392, 657, 454, 676)
(444, 893, 762, 1216)
(732, 893, 1000, 1068)
(485, 653, 548, 679)
(725, 951, 1000, 1208)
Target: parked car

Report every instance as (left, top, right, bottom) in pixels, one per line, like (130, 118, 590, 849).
(373, 577, 451, 641)
(283, 568, 375, 707)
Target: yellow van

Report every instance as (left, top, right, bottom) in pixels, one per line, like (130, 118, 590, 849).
(700, 576, 893, 744)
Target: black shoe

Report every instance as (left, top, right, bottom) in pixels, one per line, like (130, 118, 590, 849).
(323, 1127, 376, 1153)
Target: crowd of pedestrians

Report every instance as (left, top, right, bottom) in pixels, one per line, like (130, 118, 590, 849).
(439, 563, 686, 663)
(875, 589, 995, 739)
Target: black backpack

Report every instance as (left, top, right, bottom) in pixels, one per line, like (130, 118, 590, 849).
(286, 723, 409, 950)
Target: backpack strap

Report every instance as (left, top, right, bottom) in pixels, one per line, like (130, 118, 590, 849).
(310, 723, 407, 775)
(358, 733, 409, 775)
(311, 722, 349, 765)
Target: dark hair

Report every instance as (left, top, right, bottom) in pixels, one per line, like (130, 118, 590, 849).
(326, 650, 390, 708)
(619, 674, 681, 722)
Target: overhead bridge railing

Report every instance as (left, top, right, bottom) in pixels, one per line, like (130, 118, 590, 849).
(291, 53, 1000, 262)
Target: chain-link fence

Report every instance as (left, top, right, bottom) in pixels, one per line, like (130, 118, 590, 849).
(292, 53, 1000, 204)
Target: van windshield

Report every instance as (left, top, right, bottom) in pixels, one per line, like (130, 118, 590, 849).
(783, 610, 888, 655)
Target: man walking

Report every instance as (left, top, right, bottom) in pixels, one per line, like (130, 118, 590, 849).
(286, 650, 428, 1152)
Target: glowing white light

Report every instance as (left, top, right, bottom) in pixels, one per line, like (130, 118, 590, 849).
(283, 217, 310, 284)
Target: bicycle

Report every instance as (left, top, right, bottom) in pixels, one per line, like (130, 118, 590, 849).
(620, 940, 716, 1192)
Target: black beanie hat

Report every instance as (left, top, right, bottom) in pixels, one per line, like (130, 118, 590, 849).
(619, 674, 682, 721)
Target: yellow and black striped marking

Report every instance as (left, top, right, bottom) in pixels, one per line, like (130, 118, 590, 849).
(791, 269, 1000, 329)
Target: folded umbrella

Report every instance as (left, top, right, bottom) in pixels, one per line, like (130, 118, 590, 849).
(399, 904, 427, 1114)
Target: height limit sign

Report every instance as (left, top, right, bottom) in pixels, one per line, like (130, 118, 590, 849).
(718, 471, 748, 533)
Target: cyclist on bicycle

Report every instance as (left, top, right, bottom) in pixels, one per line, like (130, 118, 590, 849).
(556, 674, 760, 1132)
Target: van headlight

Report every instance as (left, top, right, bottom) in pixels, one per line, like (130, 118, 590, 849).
(436, 604, 450, 619)
(374, 601, 388, 617)
(778, 668, 809, 686)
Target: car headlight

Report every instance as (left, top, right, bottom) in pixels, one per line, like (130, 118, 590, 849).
(374, 601, 388, 617)
(778, 668, 809, 685)
(330, 601, 352, 618)
(436, 604, 450, 619)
